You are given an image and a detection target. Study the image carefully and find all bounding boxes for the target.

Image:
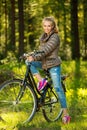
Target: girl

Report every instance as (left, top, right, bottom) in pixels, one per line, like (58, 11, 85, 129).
(26, 16, 70, 124)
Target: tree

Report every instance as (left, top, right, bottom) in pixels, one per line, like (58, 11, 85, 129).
(18, 0, 24, 56)
(10, 0, 16, 52)
(83, 0, 87, 59)
(71, 0, 80, 59)
(3, 0, 8, 57)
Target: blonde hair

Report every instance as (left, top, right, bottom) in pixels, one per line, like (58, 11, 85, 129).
(42, 16, 58, 33)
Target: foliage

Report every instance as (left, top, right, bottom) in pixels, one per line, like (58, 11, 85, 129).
(0, 52, 25, 84)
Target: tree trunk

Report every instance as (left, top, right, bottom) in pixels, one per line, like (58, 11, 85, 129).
(10, 0, 15, 52)
(71, 0, 80, 59)
(83, 0, 87, 59)
(18, 0, 24, 56)
(4, 0, 8, 57)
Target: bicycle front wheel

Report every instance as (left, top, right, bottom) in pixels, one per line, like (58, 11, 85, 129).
(42, 87, 63, 122)
(0, 79, 37, 124)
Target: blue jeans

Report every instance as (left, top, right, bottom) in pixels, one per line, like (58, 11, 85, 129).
(25, 61, 67, 108)
(48, 66, 67, 108)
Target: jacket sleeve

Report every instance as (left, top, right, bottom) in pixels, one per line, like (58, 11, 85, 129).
(32, 34, 60, 61)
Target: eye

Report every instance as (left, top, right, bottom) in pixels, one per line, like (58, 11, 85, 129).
(48, 25, 51, 27)
(43, 24, 46, 27)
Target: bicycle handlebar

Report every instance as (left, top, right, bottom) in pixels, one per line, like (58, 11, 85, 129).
(19, 50, 44, 60)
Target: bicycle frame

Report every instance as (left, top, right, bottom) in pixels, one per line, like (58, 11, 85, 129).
(20, 62, 67, 101)
(24, 63, 42, 95)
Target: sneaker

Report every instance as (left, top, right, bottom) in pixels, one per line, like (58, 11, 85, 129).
(37, 79, 47, 91)
(62, 115, 71, 124)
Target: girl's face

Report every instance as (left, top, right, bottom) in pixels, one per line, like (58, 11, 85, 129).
(42, 20, 54, 35)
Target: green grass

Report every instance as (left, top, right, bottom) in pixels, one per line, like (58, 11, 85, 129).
(0, 59, 87, 130)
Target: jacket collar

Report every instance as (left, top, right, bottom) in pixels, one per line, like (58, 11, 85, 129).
(40, 30, 56, 42)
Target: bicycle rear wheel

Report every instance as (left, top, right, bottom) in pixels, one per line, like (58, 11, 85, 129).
(42, 87, 63, 122)
(0, 79, 37, 124)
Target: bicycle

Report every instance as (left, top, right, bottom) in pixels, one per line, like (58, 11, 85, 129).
(0, 52, 68, 124)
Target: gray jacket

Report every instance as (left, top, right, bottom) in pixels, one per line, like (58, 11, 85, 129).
(33, 31, 61, 70)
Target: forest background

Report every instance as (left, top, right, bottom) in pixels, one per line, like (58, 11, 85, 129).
(0, 0, 87, 60)
(0, 0, 87, 130)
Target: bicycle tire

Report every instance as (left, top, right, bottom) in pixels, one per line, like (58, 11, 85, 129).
(42, 87, 63, 122)
(0, 79, 37, 124)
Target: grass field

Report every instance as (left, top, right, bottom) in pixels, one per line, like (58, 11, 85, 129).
(0, 60, 87, 130)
